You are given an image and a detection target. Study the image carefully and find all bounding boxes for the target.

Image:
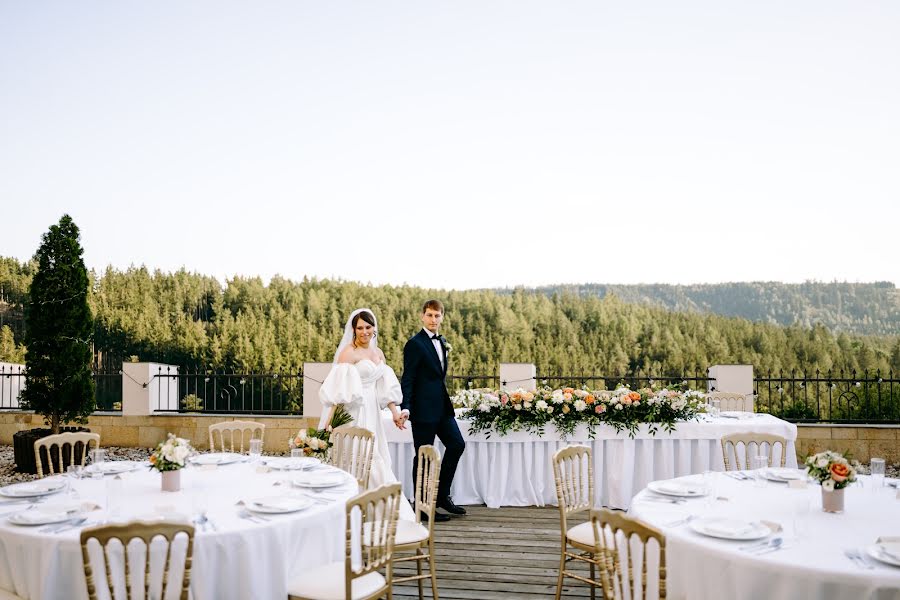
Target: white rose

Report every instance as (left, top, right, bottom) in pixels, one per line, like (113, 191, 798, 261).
(615, 403, 623, 410)
(478, 403, 490, 413)
(574, 400, 587, 412)
(524, 401, 532, 409)
(536, 400, 548, 411)
(816, 457, 828, 468)
(513, 404, 522, 411)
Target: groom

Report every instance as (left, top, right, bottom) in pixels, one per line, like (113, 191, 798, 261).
(399, 299, 467, 519)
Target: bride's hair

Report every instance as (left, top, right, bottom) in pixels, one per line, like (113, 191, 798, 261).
(351, 310, 376, 346)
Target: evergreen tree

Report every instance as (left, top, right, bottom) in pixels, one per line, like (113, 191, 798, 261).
(21, 215, 95, 433)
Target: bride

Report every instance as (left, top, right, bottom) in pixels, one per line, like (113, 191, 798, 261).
(318, 308, 414, 521)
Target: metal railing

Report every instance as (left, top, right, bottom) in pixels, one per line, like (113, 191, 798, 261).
(532, 370, 713, 392)
(151, 366, 304, 414)
(755, 369, 900, 423)
(1, 365, 121, 411)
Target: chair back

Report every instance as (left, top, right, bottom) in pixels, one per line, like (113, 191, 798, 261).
(552, 445, 594, 531)
(592, 508, 666, 600)
(329, 425, 375, 489)
(208, 420, 265, 453)
(34, 432, 101, 478)
(707, 391, 754, 412)
(720, 432, 787, 470)
(346, 483, 402, 599)
(413, 445, 441, 531)
(80, 520, 195, 600)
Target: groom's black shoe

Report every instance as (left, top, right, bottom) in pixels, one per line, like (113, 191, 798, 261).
(437, 496, 467, 515)
(423, 511, 451, 523)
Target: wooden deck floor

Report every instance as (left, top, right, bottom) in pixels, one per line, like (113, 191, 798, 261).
(393, 506, 599, 599)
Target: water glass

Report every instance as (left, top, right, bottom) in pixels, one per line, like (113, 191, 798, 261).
(67, 464, 83, 480)
(291, 448, 304, 459)
(750, 454, 768, 487)
(106, 476, 124, 518)
(88, 449, 106, 479)
(709, 399, 721, 418)
(790, 490, 812, 539)
(249, 439, 263, 462)
(871, 457, 886, 490)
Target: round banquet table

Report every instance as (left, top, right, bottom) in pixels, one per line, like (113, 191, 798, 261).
(0, 458, 358, 600)
(629, 472, 900, 600)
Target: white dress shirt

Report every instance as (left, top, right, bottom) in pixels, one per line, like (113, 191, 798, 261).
(423, 327, 444, 369)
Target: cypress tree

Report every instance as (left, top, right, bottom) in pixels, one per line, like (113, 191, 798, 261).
(22, 215, 95, 433)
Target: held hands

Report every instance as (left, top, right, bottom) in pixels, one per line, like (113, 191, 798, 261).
(392, 409, 409, 430)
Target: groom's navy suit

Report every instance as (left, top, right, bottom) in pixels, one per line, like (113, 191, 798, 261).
(400, 329, 466, 503)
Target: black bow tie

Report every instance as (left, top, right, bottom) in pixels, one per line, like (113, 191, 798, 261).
(431, 335, 441, 341)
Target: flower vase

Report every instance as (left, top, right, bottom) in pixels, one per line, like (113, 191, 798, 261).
(821, 487, 844, 513)
(161, 469, 181, 492)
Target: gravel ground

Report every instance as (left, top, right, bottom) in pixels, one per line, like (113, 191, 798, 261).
(2, 445, 897, 487)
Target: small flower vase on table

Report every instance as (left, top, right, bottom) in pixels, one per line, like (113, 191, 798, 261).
(160, 469, 181, 492)
(150, 433, 194, 493)
(821, 487, 844, 513)
(805, 450, 857, 514)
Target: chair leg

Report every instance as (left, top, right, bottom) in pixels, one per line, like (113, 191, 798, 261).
(555, 541, 566, 600)
(590, 559, 596, 600)
(416, 548, 424, 600)
(428, 539, 439, 599)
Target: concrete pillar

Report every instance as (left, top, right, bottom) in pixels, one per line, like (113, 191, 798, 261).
(122, 362, 179, 416)
(500, 363, 537, 392)
(707, 365, 754, 394)
(303, 362, 333, 423)
(0, 362, 25, 409)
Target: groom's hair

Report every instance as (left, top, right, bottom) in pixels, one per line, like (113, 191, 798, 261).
(422, 299, 444, 314)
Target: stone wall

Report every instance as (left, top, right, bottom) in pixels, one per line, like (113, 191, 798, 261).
(0, 412, 318, 454)
(796, 424, 900, 465)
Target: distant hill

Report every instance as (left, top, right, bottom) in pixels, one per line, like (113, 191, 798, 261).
(520, 282, 900, 336)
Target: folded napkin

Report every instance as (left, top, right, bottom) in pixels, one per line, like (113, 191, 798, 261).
(657, 482, 702, 495)
(701, 519, 759, 537)
(878, 543, 900, 562)
(14, 508, 76, 524)
(767, 468, 802, 481)
(249, 497, 301, 511)
(11, 481, 62, 494)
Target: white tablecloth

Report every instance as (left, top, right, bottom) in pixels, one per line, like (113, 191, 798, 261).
(0, 461, 357, 600)
(385, 412, 797, 509)
(630, 473, 900, 600)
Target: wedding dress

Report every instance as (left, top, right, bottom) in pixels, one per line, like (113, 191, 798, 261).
(319, 357, 415, 521)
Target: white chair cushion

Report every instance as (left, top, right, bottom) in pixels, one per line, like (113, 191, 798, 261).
(567, 521, 598, 546)
(288, 561, 386, 600)
(395, 519, 430, 545)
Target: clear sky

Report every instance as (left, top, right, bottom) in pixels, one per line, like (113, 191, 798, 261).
(2, 2, 898, 290)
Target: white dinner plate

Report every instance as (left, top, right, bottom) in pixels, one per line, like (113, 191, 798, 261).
(263, 457, 320, 471)
(189, 453, 245, 466)
(690, 517, 771, 541)
(85, 461, 143, 475)
(647, 480, 707, 498)
(245, 496, 313, 514)
(0, 479, 67, 498)
(867, 543, 900, 568)
(6, 501, 83, 526)
(292, 472, 347, 489)
(763, 468, 804, 482)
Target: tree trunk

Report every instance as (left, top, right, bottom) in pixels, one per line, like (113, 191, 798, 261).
(51, 414, 60, 435)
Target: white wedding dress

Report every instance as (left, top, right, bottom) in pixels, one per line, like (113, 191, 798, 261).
(319, 359, 414, 521)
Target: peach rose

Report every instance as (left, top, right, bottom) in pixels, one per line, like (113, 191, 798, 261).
(585, 394, 596, 405)
(830, 462, 850, 482)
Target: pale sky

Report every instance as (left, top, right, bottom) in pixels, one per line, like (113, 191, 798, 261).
(2, 2, 898, 290)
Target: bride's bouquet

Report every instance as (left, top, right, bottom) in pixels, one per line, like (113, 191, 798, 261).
(289, 405, 353, 459)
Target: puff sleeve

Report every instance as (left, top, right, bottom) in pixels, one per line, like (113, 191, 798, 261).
(374, 365, 403, 410)
(319, 364, 364, 409)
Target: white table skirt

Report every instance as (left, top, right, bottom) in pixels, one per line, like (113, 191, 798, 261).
(630, 473, 900, 600)
(385, 412, 797, 509)
(0, 462, 357, 600)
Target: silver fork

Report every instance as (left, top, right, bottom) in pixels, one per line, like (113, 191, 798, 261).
(844, 549, 873, 570)
(237, 509, 270, 523)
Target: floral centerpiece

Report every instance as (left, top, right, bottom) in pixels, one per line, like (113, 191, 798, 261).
(805, 450, 858, 512)
(149, 433, 194, 491)
(289, 405, 352, 459)
(454, 383, 705, 439)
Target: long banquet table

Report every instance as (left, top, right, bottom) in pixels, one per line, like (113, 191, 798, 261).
(0, 460, 357, 600)
(630, 472, 900, 600)
(385, 412, 797, 509)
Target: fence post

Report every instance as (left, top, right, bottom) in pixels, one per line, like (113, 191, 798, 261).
(302, 363, 333, 422)
(122, 362, 179, 415)
(500, 363, 536, 392)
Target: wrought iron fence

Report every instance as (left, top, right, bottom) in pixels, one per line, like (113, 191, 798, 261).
(755, 369, 900, 423)
(0, 365, 121, 411)
(446, 373, 500, 393)
(151, 366, 304, 414)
